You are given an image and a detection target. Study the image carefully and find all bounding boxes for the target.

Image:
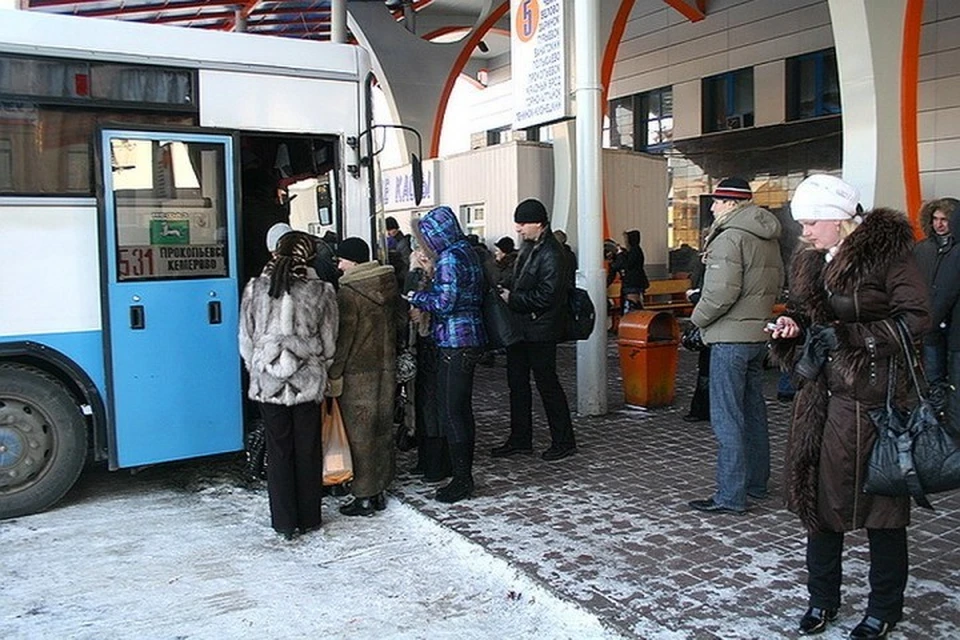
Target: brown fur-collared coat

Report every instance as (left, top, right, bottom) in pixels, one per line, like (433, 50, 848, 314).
(329, 261, 399, 498)
(771, 208, 930, 533)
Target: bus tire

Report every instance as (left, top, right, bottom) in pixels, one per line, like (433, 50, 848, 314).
(0, 363, 88, 519)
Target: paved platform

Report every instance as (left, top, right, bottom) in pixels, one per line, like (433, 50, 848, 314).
(392, 339, 960, 639)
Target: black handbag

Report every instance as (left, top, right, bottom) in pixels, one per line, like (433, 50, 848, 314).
(482, 285, 523, 350)
(863, 317, 960, 509)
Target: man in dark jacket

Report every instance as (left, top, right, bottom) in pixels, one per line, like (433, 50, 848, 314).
(385, 215, 413, 287)
(491, 198, 576, 461)
(914, 198, 960, 389)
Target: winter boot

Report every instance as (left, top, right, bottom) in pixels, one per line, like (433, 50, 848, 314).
(435, 442, 474, 503)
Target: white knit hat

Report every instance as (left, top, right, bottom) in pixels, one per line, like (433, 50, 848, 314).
(790, 174, 860, 221)
(265, 222, 293, 251)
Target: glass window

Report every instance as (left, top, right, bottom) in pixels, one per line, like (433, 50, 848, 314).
(0, 102, 195, 195)
(111, 138, 228, 281)
(460, 203, 486, 240)
(0, 55, 195, 107)
(608, 96, 635, 149)
(787, 49, 841, 121)
(642, 87, 673, 151)
(0, 138, 11, 190)
(702, 68, 754, 133)
(90, 64, 194, 106)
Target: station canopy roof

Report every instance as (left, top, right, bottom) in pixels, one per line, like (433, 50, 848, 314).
(22, 0, 493, 43)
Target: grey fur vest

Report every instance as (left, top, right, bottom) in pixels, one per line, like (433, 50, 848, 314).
(239, 273, 338, 405)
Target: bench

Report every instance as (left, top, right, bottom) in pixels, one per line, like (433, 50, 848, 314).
(643, 278, 694, 316)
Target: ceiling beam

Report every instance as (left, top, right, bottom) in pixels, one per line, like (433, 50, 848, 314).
(662, 0, 705, 22)
(35, 0, 243, 19)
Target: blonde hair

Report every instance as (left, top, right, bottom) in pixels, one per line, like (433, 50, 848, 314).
(837, 218, 859, 241)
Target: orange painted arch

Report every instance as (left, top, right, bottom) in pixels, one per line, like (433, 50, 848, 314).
(901, 0, 923, 236)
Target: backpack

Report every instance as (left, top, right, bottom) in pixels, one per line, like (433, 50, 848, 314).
(564, 287, 596, 342)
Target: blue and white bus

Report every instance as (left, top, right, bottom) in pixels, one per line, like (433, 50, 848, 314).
(0, 9, 397, 518)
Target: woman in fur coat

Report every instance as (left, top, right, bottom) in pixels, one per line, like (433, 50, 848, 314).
(769, 175, 930, 640)
(239, 231, 339, 540)
(328, 237, 400, 517)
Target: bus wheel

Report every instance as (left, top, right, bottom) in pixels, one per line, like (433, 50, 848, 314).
(0, 364, 88, 519)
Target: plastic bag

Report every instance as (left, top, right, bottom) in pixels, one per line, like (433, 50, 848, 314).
(322, 398, 354, 486)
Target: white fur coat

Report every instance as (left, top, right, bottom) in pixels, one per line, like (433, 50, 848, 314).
(239, 273, 338, 405)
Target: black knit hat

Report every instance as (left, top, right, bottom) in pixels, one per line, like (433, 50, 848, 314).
(385, 216, 400, 231)
(495, 236, 515, 253)
(337, 237, 370, 264)
(514, 198, 548, 224)
(710, 177, 752, 200)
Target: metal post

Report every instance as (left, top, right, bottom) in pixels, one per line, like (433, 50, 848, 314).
(574, 0, 607, 416)
(331, 0, 347, 44)
(234, 8, 246, 32)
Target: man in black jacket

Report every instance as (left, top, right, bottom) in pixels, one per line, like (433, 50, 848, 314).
(914, 198, 960, 389)
(491, 198, 577, 461)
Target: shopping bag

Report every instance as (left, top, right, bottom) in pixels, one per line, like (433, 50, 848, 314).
(482, 285, 523, 349)
(322, 398, 354, 486)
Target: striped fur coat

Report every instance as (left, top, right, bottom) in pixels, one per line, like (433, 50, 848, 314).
(239, 272, 338, 406)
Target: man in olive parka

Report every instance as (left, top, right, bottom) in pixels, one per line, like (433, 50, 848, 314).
(689, 177, 783, 515)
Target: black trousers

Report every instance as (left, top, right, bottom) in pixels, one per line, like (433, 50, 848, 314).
(806, 528, 908, 622)
(436, 347, 480, 446)
(259, 401, 323, 534)
(688, 346, 711, 419)
(505, 341, 575, 448)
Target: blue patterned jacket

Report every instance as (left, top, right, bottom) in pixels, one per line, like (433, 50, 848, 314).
(409, 206, 487, 348)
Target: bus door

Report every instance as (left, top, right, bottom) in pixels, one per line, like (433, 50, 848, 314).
(99, 129, 242, 468)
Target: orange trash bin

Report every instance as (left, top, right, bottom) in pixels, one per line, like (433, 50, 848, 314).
(618, 310, 680, 408)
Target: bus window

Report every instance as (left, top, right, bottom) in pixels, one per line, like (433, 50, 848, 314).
(111, 138, 228, 281)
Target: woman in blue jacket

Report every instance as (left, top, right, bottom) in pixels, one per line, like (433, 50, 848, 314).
(407, 206, 486, 503)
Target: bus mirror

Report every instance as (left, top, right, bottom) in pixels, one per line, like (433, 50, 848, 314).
(411, 153, 423, 206)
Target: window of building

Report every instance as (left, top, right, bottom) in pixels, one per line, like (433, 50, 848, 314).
(607, 86, 673, 153)
(609, 95, 635, 150)
(460, 203, 485, 240)
(786, 49, 840, 121)
(486, 126, 510, 146)
(702, 68, 754, 133)
(641, 87, 673, 151)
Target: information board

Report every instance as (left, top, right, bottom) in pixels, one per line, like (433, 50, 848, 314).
(511, 0, 572, 130)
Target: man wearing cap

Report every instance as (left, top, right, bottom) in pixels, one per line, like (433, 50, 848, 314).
(688, 177, 783, 515)
(491, 198, 577, 461)
(385, 216, 412, 284)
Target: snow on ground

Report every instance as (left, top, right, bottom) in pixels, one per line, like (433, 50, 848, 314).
(1, 464, 624, 640)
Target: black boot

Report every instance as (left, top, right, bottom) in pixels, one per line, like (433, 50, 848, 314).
(436, 442, 474, 503)
(421, 436, 452, 482)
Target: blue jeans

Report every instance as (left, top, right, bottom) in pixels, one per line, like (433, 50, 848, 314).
(709, 342, 770, 510)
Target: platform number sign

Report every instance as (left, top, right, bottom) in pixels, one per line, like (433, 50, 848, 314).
(516, 0, 539, 42)
(511, 0, 570, 129)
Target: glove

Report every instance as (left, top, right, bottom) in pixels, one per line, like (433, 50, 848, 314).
(795, 325, 837, 380)
(325, 377, 343, 398)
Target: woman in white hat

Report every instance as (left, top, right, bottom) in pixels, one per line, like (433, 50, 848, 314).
(768, 175, 930, 639)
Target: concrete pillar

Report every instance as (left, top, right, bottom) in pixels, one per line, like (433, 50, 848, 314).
(828, 0, 911, 210)
(331, 0, 347, 44)
(575, 0, 607, 416)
